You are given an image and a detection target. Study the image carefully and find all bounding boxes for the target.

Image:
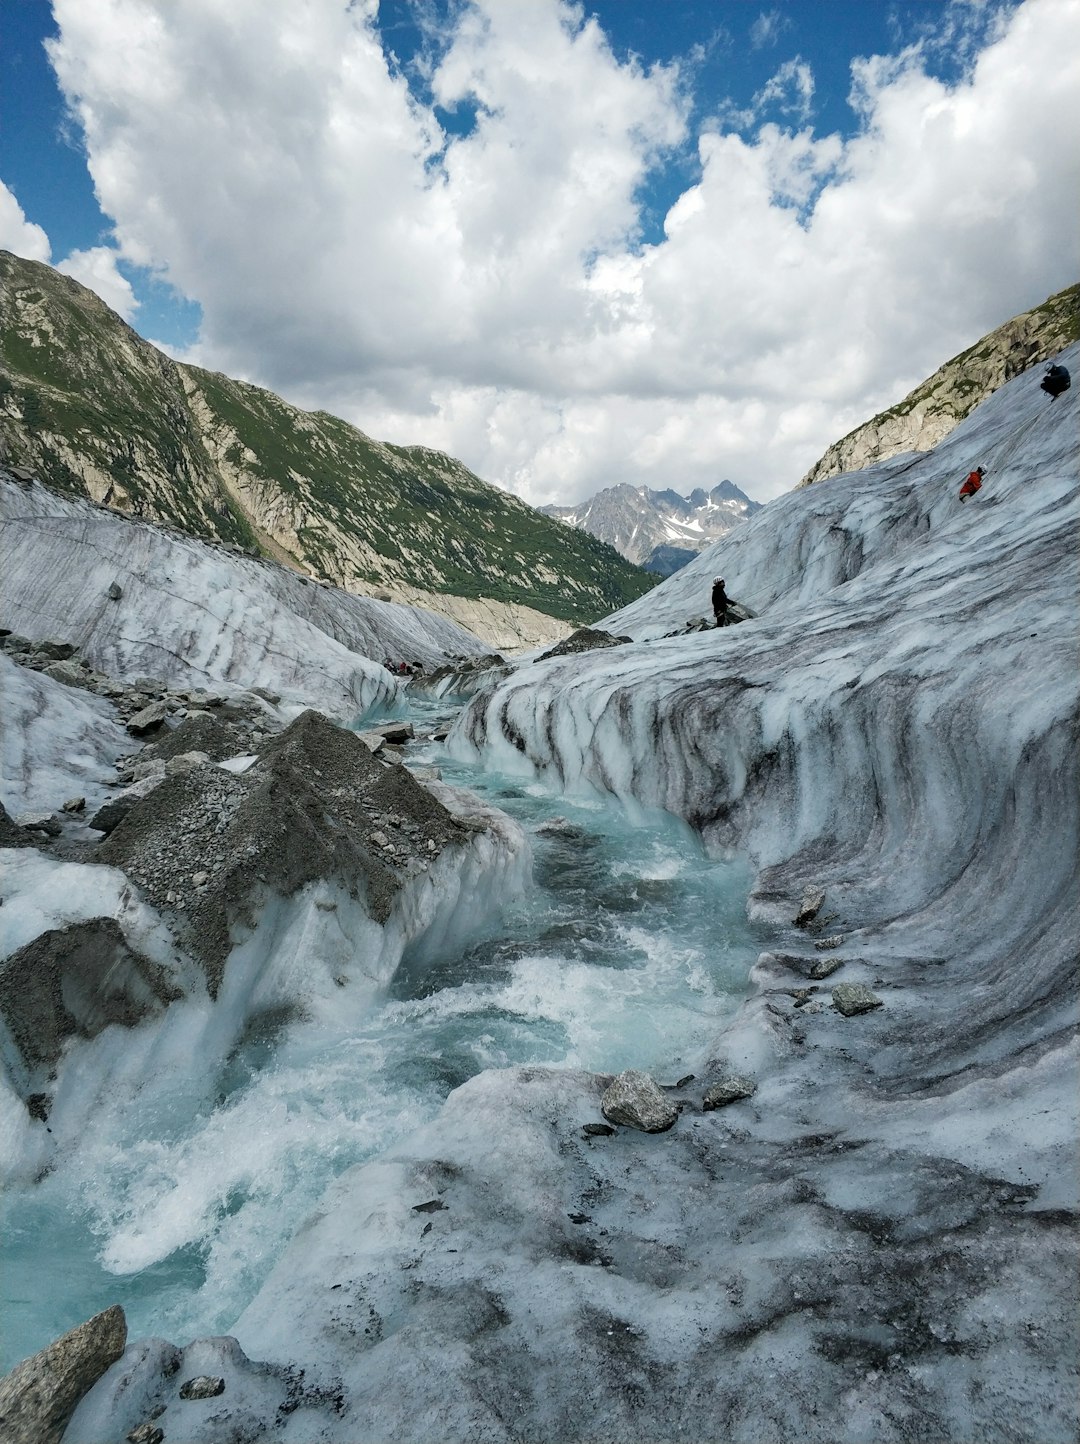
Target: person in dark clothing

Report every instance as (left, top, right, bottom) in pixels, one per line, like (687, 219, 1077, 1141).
(1041, 363, 1071, 400)
(711, 576, 730, 627)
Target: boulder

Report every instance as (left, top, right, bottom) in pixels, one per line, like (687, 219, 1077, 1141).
(702, 1075, 758, 1109)
(794, 888, 826, 927)
(90, 771, 167, 835)
(33, 640, 77, 662)
(165, 751, 212, 777)
(536, 628, 631, 662)
(600, 1070, 678, 1133)
(126, 701, 169, 736)
(42, 659, 97, 692)
(0, 918, 183, 1078)
(832, 983, 884, 1016)
(15, 811, 62, 837)
(0, 1304, 126, 1444)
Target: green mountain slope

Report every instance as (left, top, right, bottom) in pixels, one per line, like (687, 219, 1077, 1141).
(0, 250, 655, 631)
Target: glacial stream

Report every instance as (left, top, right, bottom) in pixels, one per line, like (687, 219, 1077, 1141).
(0, 695, 760, 1374)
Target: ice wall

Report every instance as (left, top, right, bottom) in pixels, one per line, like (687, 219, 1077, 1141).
(0, 475, 491, 719)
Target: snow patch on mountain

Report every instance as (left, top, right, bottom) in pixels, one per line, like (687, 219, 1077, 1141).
(542, 479, 761, 574)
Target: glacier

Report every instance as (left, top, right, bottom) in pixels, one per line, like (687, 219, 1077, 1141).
(0, 476, 495, 720)
(1, 348, 1077, 1443)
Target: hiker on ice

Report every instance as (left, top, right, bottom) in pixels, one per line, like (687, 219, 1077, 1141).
(711, 577, 731, 627)
(1041, 363, 1071, 400)
(959, 467, 985, 502)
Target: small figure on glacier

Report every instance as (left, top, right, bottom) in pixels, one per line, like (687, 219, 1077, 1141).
(1040, 362, 1071, 400)
(711, 577, 731, 627)
(959, 467, 985, 502)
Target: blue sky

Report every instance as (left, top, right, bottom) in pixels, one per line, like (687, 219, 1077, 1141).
(1, 0, 1077, 501)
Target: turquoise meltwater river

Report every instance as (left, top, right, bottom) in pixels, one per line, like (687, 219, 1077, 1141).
(0, 695, 760, 1372)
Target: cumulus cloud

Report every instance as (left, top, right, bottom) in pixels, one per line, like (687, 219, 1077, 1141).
(44, 0, 1080, 502)
(0, 178, 137, 321)
(0, 180, 51, 262)
(56, 246, 139, 320)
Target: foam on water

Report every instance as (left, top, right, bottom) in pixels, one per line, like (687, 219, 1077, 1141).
(0, 696, 759, 1372)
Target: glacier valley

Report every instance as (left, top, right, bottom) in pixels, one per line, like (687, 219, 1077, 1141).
(0, 348, 1077, 1443)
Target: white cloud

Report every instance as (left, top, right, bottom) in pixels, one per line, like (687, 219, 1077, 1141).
(0, 180, 51, 262)
(750, 11, 785, 51)
(43, 0, 1080, 503)
(56, 246, 139, 320)
(0, 179, 138, 322)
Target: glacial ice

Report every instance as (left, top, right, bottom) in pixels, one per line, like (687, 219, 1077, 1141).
(3, 350, 1078, 1441)
(219, 347, 1078, 1441)
(0, 475, 493, 719)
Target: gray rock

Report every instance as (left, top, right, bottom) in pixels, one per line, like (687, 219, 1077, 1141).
(34, 640, 77, 662)
(90, 772, 167, 835)
(62, 797, 86, 813)
(126, 701, 169, 736)
(702, 1074, 757, 1109)
(15, 811, 62, 837)
(249, 685, 281, 704)
(127, 757, 168, 785)
(362, 720, 415, 744)
(832, 982, 884, 1016)
(0, 917, 183, 1076)
(601, 1070, 678, 1133)
(0, 1304, 126, 1444)
(127, 1423, 163, 1444)
(107, 581, 123, 600)
(165, 750, 212, 777)
(809, 955, 845, 980)
(42, 659, 97, 691)
(537, 628, 631, 662)
(794, 888, 826, 927)
(178, 1375, 225, 1400)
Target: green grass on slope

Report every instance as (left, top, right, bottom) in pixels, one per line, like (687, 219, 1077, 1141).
(189, 367, 656, 624)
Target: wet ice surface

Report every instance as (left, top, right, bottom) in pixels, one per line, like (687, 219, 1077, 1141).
(0, 707, 758, 1376)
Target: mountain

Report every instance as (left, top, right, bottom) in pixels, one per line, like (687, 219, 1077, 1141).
(799, 281, 1079, 487)
(541, 479, 761, 574)
(0, 250, 655, 648)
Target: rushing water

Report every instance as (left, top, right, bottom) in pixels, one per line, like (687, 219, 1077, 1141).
(0, 695, 760, 1373)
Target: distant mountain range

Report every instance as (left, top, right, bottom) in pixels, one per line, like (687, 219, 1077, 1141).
(0, 250, 655, 648)
(799, 282, 1078, 487)
(541, 480, 762, 575)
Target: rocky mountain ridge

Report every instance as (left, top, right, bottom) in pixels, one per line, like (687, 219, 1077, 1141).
(542, 478, 761, 574)
(799, 281, 1078, 487)
(0, 251, 654, 649)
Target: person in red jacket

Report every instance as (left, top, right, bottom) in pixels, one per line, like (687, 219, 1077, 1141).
(959, 466, 985, 501)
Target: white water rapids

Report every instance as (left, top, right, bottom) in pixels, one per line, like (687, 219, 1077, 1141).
(0, 695, 759, 1372)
